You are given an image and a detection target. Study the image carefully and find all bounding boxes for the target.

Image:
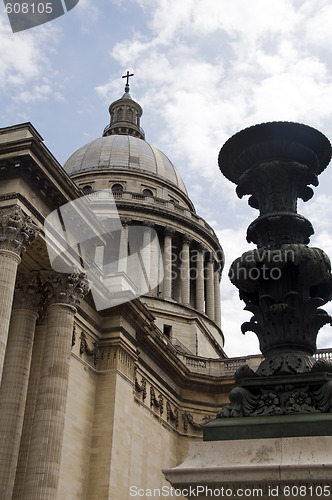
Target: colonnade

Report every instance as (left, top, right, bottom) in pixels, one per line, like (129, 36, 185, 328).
(114, 220, 222, 326)
(161, 226, 222, 326)
(0, 204, 90, 500)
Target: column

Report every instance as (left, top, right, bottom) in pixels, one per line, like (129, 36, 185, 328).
(180, 235, 192, 306)
(0, 206, 39, 383)
(205, 253, 215, 321)
(214, 268, 222, 327)
(118, 219, 131, 273)
(195, 245, 205, 313)
(0, 273, 41, 500)
(141, 222, 154, 292)
(163, 227, 175, 300)
(150, 227, 161, 295)
(13, 319, 47, 500)
(24, 273, 89, 500)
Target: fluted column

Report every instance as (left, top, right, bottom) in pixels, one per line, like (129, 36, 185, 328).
(214, 267, 222, 327)
(195, 245, 205, 313)
(24, 273, 89, 500)
(0, 206, 39, 383)
(205, 253, 215, 320)
(163, 227, 175, 300)
(13, 319, 47, 500)
(150, 227, 160, 295)
(0, 273, 41, 500)
(118, 219, 131, 273)
(142, 222, 154, 291)
(180, 235, 192, 306)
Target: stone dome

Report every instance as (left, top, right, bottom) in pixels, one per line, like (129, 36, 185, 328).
(63, 135, 187, 195)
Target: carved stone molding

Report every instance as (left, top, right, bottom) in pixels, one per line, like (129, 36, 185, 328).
(41, 272, 90, 308)
(0, 205, 39, 256)
(166, 401, 179, 428)
(79, 331, 98, 365)
(134, 367, 147, 400)
(98, 344, 136, 378)
(72, 325, 76, 347)
(13, 272, 42, 312)
(182, 412, 212, 432)
(150, 386, 164, 415)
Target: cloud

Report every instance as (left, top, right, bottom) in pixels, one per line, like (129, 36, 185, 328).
(99, 0, 332, 356)
(0, 12, 62, 111)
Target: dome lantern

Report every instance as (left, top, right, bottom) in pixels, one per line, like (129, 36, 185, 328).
(103, 71, 145, 140)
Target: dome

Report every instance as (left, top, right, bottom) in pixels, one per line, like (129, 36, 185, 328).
(63, 135, 188, 194)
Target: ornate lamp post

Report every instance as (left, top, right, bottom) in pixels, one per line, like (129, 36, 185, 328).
(205, 122, 332, 439)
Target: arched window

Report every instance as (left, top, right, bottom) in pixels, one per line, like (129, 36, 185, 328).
(112, 184, 124, 194)
(143, 189, 153, 197)
(82, 185, 93, 195)
(127, 109, 133, 123)
(117, 109, 123, 121)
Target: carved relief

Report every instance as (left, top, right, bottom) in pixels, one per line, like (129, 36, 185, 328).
(182, 412, 212, 432)
(166, 401, 179, 427)
(134, 367, 147, 400)
(13, 272, 42, 312)
(79, 331, 98, 365)
(0, 205, 39, 255)
(150, 386, 164, 415)
(41, 272, 90, 308)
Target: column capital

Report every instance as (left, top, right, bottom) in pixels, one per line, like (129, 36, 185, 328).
(196, 243, 206, 253)
(205, 251, 215, 263)
(0, 205, 39, 256)
(13, 272, 42, 312)
(182, 234, 193, 246)
(164, 226, 175, 237)
(41, 272, 90, 308)
(143, 220, 155, 228)
(121, 217, 132, 226)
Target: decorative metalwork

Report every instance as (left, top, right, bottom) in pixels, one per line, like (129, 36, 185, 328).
(217, 122, 332, 418)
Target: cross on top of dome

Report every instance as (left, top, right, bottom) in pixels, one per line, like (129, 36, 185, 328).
(122, 71, 134, 93)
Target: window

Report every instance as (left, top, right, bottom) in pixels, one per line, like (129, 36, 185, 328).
(82, 185, 93, 195)
(142, 189, 153, 197)
(128, 109, 133, 122)
(117, 109, 123, 121)
(163, 324, 172, 338)
(112, 184, 124, 194)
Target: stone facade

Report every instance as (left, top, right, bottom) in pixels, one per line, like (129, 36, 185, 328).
(1, 91, 331, 500)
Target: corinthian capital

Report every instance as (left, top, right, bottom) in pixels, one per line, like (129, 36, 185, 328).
(13, 272, 42, 312)
(41, 272, 90, 308)
(0, 205, 39, 256)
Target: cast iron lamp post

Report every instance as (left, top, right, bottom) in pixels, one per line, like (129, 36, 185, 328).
(208, 122, 332, 430)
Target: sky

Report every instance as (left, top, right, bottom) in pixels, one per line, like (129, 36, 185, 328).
(1, 0, 332, 357)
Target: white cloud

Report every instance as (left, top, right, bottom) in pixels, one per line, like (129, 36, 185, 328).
(101, 0, 332, 357)
(0, 13, 61, 109)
